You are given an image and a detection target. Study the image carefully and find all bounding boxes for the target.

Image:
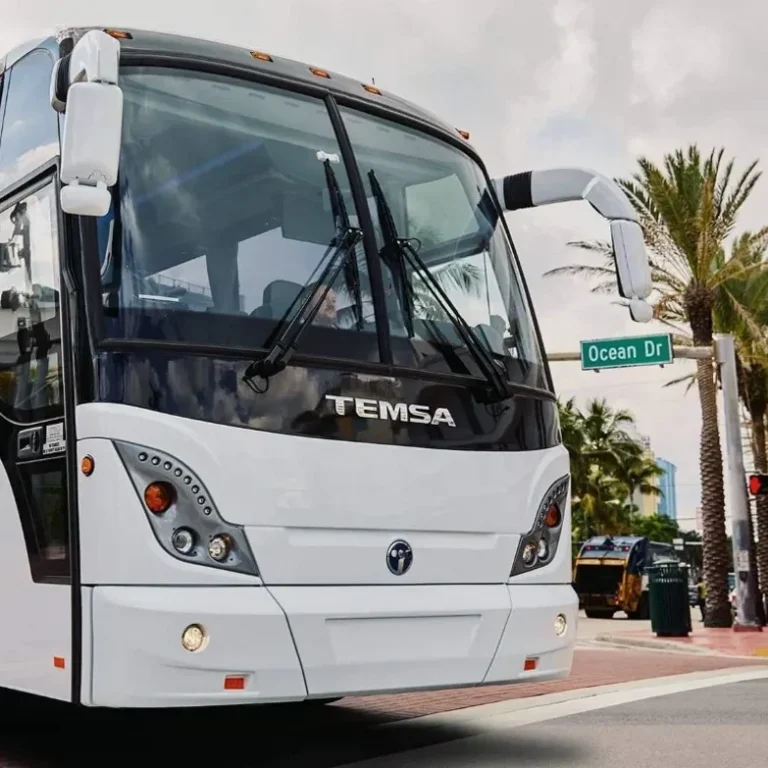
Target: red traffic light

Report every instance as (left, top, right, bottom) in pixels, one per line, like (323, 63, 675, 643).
(748, 474, 768, 496)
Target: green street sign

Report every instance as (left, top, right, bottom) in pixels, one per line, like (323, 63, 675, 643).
(580, 333, 673, 371)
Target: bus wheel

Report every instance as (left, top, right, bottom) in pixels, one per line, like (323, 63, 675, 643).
(585, 609, 615, 619)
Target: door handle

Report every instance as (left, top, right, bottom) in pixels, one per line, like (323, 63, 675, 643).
(17, 427, 43, 460)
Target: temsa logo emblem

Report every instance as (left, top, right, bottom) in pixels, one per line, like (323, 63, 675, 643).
(325, 395, 456, 427)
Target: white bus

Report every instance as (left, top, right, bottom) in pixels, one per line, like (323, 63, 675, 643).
(0, 27, 652, 708)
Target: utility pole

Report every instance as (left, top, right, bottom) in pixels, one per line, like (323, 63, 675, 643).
(715, 334, 761, 630)
(549, 337, 762, 630)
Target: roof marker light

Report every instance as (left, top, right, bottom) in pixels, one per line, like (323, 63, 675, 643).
(250, 50, 273, 62)
(310, 67, 330, 79)
(457, 129, 470, 140)
(103, 29, 132, 39)
(363, 84, 381, 95)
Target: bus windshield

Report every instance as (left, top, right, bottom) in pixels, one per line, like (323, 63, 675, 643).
(98, 66, 547, 390)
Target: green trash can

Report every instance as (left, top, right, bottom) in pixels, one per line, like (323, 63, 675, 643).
(648, 561, 692, 637)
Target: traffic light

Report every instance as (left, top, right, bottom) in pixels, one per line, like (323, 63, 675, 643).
(748, 474, 768, 496)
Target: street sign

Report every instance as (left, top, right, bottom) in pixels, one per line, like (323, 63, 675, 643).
(580, 333, 674, 371)
(748, 474, 768, 496)
(673, 537, 684, 551)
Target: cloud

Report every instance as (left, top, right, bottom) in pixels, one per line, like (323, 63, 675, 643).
(5, 0, 766, 527)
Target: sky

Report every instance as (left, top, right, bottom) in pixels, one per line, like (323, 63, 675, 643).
(4, 0, 767, 531)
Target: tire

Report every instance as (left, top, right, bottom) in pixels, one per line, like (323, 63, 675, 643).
(585, 609, 615, 619)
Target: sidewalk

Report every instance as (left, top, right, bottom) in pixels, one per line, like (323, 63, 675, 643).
(337, 646, 767, 721)
(595, 626, 768, 657)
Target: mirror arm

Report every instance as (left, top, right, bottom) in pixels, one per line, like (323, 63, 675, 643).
(491, 168, 653, 323)
(51, 30, 121, 112)
(492, 168, 639, 223)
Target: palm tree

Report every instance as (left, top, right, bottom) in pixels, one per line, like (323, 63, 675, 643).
(558, 397, 589, 496)
(633, 512, 682, 544)
(580, 399, 643, 477)
(619, 449, 665, 512)
(644, 231, 768, 620)
(546, 146, 767, 626)
(720, 233, 768, 616)
(579, 465, 634, 537)
(558, 397, 654, 538)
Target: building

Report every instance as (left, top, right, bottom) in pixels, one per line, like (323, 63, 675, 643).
(656, 457, 678, 520)
(625, 428, 658, 516)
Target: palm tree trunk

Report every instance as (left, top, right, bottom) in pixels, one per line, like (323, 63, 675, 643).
(752, 412, 768, 615)
(696, 356, 732, 626)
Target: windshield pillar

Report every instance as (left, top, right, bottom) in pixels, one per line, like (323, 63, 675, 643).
(324, 96, 392, 365)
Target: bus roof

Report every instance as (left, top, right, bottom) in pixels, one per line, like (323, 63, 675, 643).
(2, 27, 471, 149)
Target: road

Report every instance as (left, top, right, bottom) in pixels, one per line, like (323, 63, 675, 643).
(0, 647, 764, 767)
(342, 669, 768, 767)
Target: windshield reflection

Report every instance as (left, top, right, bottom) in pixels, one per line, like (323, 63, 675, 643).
(97, 66, 548, 391)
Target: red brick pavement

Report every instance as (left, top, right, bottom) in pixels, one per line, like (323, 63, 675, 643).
(335, 646, 767, 721)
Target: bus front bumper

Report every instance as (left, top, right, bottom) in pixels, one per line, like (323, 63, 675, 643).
(85, 583, 577, 707)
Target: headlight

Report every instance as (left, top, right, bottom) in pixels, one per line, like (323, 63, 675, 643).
(522, 541, 537, 567)
(172, 527, 196, 555)
(208, 534, 231, 562)
(114, 441, 259, 576)
(510, 475, 569, 577)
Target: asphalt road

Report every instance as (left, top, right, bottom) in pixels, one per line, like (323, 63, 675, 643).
(1, 665, 766, 767)
(344, 670, 768, 767)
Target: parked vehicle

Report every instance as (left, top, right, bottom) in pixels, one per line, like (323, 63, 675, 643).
(574, 536, 680, 619)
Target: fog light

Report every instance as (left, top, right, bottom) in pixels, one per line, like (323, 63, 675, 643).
(208, 534, 231, 562)
(181, 624, 207, 652)
(521, 541, 537, 567)
(172, 528, 196, 555)
(554, 613, 567, 636)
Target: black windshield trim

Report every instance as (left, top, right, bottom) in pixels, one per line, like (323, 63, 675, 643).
(95, 337, 556, 402)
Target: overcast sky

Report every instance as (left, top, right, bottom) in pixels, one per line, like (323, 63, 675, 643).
(4, 0, 767, 531)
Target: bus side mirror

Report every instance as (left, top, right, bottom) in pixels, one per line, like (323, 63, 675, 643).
(53, 31, 123, 217)
(492, 168, 654, 323)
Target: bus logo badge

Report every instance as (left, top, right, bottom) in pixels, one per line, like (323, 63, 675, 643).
(387, 540, 413, 575)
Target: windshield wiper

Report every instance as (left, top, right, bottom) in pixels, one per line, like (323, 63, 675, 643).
(243, 161, 362, 392)
(367, 170, 513, 403)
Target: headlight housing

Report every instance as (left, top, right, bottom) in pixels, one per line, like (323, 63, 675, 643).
(510, 475, 569, 577)
(115, 441, 259, 576)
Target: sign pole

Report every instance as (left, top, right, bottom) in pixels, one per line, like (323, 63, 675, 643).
(715, 334, 762, 630)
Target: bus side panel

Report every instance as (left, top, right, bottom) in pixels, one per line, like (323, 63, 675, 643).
(0, 464, 71, 700)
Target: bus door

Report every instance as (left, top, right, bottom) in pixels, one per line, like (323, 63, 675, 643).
(0, 45, 75, 701)
(0, 179, 73, 701)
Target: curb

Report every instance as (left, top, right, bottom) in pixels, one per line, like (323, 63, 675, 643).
(592, 634, 730, 656)
(371, 665, 768, 730)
